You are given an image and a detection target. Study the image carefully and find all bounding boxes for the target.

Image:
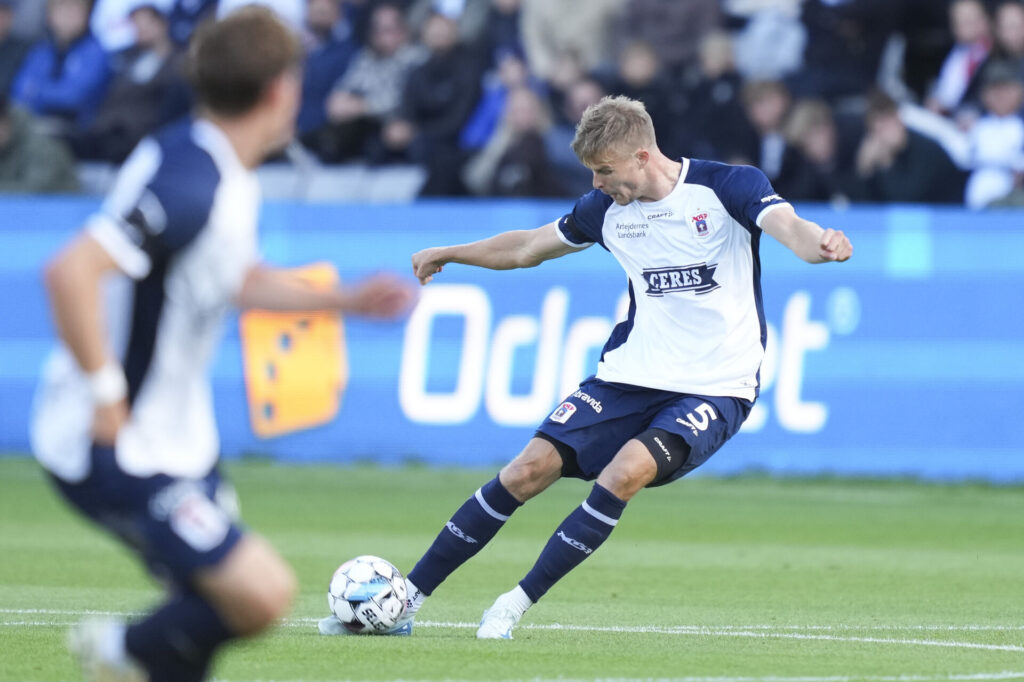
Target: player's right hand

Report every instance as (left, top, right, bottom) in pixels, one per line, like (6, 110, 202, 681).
(92, 399, 128, 446)
(411, 247, 447, 285)
(347, 273, 418, 318)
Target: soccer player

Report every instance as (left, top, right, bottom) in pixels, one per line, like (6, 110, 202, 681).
(32, 8, 416, 681)
(331, 95, 852, 639)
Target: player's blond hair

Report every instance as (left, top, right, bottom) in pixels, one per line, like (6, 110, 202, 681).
(571, 96, 657, 165)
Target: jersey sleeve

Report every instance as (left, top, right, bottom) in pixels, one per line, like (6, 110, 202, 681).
(713, 164, 789, 234)
(556, 189, 613, 249)
(87, 137, 219, 280)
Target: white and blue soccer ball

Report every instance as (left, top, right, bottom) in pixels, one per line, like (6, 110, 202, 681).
(327, 555, 407, 634)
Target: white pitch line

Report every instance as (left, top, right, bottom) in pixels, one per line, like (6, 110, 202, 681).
(399, 621, 1024, 653)
(208, 674, 1024, 682)
(3, 610, 1023, 653)
(4, 609, 1021, 633)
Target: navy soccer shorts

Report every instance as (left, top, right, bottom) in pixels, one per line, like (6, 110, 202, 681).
(49, 445, 243, 587)
(535, 376, 752, 486)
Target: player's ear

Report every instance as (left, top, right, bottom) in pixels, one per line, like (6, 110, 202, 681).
(264, 68, 300, 107)
(635, 149, 649, 168)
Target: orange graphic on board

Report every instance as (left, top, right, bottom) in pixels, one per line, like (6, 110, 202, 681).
(239, 263, 348, 438)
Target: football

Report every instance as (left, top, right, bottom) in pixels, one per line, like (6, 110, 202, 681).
(327, 555, 408, 634)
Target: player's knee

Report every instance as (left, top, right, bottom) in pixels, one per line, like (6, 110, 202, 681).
(598, 441, 660, 501)
(234, 561, 296, 635)
(633, 428, 690, 487)
(500, 446, 561, 501)
(203, 537, 296, 635)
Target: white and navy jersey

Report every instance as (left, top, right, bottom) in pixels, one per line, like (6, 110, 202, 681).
(32, 119, 261, 483)
(555, 158, 789, 401)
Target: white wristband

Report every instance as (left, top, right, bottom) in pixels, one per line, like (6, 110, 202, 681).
(87, 362, 128, 405)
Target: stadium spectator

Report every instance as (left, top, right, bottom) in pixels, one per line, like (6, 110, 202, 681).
(926, 0, 992, 116)
(542, 49, 585, 126)
(855, 91, 967, 204)
(544, 77, 605, 197)
(459, 46, 543, 152)
(38, 9, 416, 682)
(463, 85, 563, 196)
(90, 0, 159, 52)
(0, 0, 30, 95)
(727, 0, 806, 81)
(613, 0, 721, 78)
(519, 0, 623, 82)
(11, 0, 112, 133)
(406, 0, 491, 47)
(378, 11, 483, 194)
(217, 0, 305, 30)
(778, 98, 853, 203)
(313, 3, 425, 162)
(679, 30, 749, 161)
(790, 0, 898, 100)
(0, 96, 79, 193)
(604, 41, 682, 158)
(478, 0, 522, 68)
(74, 3, 189, 162)
(167, 0, 217, 44)
(297, 0, 357, 136)
(734, 79, 799, 184)
(964, 60, 1024, 207)
(990, 0, 1024, 80)
(379, 95, 852, 642)
(9, 0, 47, 40)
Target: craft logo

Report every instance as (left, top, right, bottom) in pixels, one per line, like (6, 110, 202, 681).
(643, 263, 720, 296)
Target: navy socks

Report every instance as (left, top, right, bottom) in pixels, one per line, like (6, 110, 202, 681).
(407, 475, 522, 595)
(125, 590, 235, 682)
(519, 483, 626, 602)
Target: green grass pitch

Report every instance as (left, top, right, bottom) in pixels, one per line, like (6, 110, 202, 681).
(1, 456, 1022, 681)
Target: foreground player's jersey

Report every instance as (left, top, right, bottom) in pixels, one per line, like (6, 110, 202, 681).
(555, 158, 789, 401)
(32, 119, 260, 482)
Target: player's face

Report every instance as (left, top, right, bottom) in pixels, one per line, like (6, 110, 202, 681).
(587, 149, 645, 205)
(258, 68, 302, 159)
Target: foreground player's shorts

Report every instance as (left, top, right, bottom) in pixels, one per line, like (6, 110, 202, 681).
(536, 376, 752, 486)
(49, 445, 243, 586)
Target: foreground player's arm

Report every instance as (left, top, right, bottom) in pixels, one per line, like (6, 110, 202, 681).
(235, 265, 417, 318)
(43, 233, 129, 444)
(760, 204, 853, 264)
(411, 221, 580, 285)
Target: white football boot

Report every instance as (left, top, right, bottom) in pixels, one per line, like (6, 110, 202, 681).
(68, 618, 145, 682)
(476, 585, 532, 640)
(318, 579, 424, 636)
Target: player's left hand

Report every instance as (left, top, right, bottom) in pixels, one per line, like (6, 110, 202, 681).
(92, 399, 128, 446)
(819, 229, 852, 262)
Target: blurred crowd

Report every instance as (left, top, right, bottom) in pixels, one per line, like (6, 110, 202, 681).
(2, 0, 1024, 207)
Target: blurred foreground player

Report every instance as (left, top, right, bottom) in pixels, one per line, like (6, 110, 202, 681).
(319, 95, 852, 639)
(32, 8, 416, 681)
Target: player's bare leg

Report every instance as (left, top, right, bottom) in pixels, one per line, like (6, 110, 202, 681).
(478, 439, 658, 639)
(195, 534, 296, 636)
(498, 438, 564, 501)
(71, 535, 296, 682)
(594, 439, 658, 501)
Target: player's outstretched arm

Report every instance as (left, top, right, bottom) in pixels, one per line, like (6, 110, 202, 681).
(235, 266, 418, 319)
(411, 221, 580, 285)
(43, 233, 129, 444)
(760, 204, 853, 264)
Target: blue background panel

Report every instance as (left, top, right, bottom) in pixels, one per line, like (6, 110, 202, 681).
(1, 199, 1021, 481)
